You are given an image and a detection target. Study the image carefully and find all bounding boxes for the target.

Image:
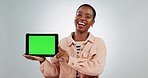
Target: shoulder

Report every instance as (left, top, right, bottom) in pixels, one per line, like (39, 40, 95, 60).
(93, 36, 106, 49)
(59, 37, 68, 45)
(90, 33, 105, 44)
(58, 37, 69, 50)
(59, 33, 74, 46)
(94, 37, 105, 43)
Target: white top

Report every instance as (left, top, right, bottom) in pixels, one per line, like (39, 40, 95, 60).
(75, 41, 85, 78)
(75, 41, 84, 54)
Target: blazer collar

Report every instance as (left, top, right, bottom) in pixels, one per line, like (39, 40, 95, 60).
(67, 32, 95, 46)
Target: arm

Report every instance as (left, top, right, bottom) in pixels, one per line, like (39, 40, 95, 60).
(67, 39, 107, 76)
(40, 38, 68, 78)
(40, 57, 60, 78)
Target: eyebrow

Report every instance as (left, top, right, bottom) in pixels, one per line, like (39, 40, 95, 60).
(85, 13, 91, 16)
(77, 11, 82, 14)
(77, 11, 91, 15)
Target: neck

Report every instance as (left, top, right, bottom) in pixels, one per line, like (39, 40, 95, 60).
(73, 31, 89, 41)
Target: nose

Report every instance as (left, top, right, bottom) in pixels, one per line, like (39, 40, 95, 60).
(79, 15, 85, 21)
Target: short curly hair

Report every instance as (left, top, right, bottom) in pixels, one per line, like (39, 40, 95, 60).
(76, 4, 96, 20)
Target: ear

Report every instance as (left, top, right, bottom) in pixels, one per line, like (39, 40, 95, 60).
(91, 20, 95, 27)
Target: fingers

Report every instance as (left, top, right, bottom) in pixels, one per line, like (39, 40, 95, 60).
(56, 52, 69, 63)
(56, 52, 63, 59)
(23, 54, 31, 59)
(58, 46, 68, 56)
(56, 46, 69, 63)
(56, 52, 65, 62)
(22, 54, 43, 61)
(58, 46, 66, 52)
(56, 46, 65, 59)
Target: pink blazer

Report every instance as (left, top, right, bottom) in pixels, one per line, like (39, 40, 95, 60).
(40, 33, 107, 78)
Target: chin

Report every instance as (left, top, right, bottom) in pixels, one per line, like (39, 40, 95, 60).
(76, 29, 85, 33)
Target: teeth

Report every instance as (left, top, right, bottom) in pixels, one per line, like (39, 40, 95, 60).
(78, 22, 85, 25)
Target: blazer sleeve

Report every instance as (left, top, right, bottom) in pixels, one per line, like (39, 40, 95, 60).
(39, 38, 67, 78)
(40, 57, 60, 78)
(67, 38, 107, 76)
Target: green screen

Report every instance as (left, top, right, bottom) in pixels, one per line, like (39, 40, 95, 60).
(29, 36, 55, 55)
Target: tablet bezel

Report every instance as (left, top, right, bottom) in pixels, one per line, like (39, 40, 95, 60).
(26, 33, 58, 57)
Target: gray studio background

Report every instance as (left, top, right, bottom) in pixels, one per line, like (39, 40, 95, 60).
(0, 0, 148, 78)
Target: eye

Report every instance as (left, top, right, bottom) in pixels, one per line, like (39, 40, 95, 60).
(86, 15, 91, 18)
(77, 13, 82, 16)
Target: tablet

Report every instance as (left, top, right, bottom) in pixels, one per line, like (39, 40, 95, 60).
(26, 33, 58, 57)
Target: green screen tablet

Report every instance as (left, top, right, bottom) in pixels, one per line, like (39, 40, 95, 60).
(26, 33, 58, 57)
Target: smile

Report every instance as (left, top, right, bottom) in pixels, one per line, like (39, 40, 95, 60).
(77, 21, 86, 28)
(78, 21, 86, 26)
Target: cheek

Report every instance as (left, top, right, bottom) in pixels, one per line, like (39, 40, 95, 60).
(74, 17, 77, 23)
(87, 20, 92, 25)
(87, 20, 94, 25)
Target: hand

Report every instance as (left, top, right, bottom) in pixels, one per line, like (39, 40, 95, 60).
(23, 54, 45, 63)
(56, 46, 69, 63)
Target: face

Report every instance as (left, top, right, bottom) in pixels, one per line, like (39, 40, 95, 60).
(75, 6, 95, 33)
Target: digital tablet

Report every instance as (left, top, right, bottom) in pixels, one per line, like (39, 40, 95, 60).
(26, 33, 58, 57)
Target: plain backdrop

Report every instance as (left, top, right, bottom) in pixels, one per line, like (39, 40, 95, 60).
(0, 0, 148, 78)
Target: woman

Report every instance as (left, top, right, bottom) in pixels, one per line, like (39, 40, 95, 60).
(23, 4, 107, 78)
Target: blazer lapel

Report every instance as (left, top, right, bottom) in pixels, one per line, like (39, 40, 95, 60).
(80, 42, 93, 58)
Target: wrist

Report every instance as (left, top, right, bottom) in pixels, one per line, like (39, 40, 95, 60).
(39, 57, 46, 64)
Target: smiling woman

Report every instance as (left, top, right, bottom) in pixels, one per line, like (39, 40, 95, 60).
(23, 4, 107, 78)
(75, 4, 95, 34)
